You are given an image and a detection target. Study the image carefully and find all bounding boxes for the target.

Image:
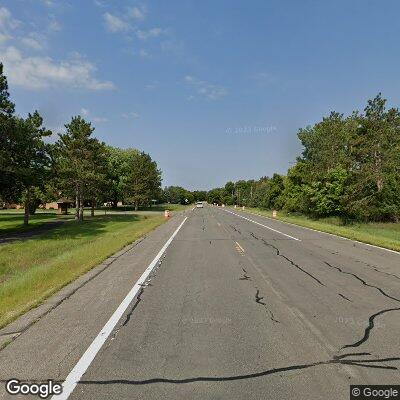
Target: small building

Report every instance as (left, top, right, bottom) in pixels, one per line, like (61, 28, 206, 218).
(56, 198, 73, 215)
(45, 201, 58, 210)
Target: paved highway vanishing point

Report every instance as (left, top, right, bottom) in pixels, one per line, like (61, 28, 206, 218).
(1, 205, 399, 399)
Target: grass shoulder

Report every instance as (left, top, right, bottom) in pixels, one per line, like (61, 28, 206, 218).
(241, 207, 400, 252)
(0, 213, 167, 328)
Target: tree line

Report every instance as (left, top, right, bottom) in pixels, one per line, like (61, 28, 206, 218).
(191, 94, 400, 222)
(0, 64, 161, 225)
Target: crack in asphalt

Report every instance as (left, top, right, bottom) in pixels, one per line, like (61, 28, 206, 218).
(255, 289, 266, 305)
(366, 263, 400, 282)
(249, 232, 325, 286)
(313, 243, 400, 282)
(323, 261, 400, 349)
(2, 353, 397, 385)
(107, 253, 168, 345)
(342, 307, 400, 349)
(239, 268, 251, 280)
(324, 262, 400, 303)
(122, 288, 144, 327)
(254, 289, 280, 323)
(229, 224, 242, 235)
(333, 352, 371, 360)
(77, 355, 400, 386)
(338, 293, 352, 302)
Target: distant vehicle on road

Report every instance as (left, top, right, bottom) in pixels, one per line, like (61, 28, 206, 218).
(196, 201, 204, 208)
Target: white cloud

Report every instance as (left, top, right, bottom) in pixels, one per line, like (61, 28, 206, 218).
(253, 72, 277, 85)
(138, 49, 150, 58)
(21, 33, 45, 50)
(0, 7, 20, 31)
(0, 33, 11, 43)
(94, 0, 107, 7)
(122, 111, 139, 119)
(79, 108, 108, 122)
(80, 107, 90, 116)
(92, 116, 108, 123)
(136, 27, 165, 40)
(144, 81, 158, 90)
(128, 6, 146, 21)
(42, 0, 54, 6)
(104, 12, 129, 32)
(2, 46, 115, 91)
(184, 75, 227, 100)
(48, 20, 62, 32)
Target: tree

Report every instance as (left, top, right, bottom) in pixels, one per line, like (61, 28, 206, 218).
(104, 147, 140, 207)
(55, 116, 106, 221)
(1, 111, 52, 225)
(125, 152, 161, 210)
(16, 113, 53, 225)
(0, 63, 14, 117)
(346, 94, 400, 220)
(0, 63, 16, 201)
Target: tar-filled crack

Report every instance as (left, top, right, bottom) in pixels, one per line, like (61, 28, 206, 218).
(324, 262, 400, 302)
(249, 231, 325, 286)
(122, 288, 144, 327)
(338, 293, 352, 302)
(229, 224, 242, 235)
(237, 261, 280, 323)
(78, 354, 399, 386)
(255, 289, 266, 305)
(323, 261, 400, 349)
(107, 253, 168, 344)
(342, 307, 400, 349)
(365, 263, 400, 281)
(239, 268, 251, 280)
(254, 289, 280, 323)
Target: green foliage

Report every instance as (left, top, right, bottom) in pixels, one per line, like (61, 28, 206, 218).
(163, 186, 193, 204)
(55, 116, 106, 220)
(125, 152, 161, 209)
(211, 94, 400, 222)
(0, 63, 14, 116)
(0, 66, 162, 225)
(104, 147, 139, 206)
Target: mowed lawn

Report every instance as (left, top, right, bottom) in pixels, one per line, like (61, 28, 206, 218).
(0, 210, 72, 234)
(0, 212, 169, 328)
(242, 207, 400, 252)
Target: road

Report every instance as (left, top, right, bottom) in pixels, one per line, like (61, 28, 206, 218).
(0, 205, 399, 399)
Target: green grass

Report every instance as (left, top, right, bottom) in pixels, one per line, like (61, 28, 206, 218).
(0, 213, 166, 328)
(0, 211, 72, 234)
(0, 203, 189, 233)
(241, 207, 400, 252)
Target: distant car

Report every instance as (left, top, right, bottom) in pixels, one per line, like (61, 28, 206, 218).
(196, 201, 204, 208)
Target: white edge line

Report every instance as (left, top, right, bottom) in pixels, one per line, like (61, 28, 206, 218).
(240, 209, 400, 256)
(223, 209, 301, 241)
(52, 216, 188, 400)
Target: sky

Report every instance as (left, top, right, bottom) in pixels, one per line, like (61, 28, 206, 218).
(1, 0, 400, 190)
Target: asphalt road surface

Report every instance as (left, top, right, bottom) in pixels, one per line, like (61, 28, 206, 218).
(1, 205, 399, 399)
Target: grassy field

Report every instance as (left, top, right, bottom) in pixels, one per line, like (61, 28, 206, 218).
(0, 211, 71, 233)
(0, 203, 187, 234)
(241, 207, 400, 252)
(0, 212, 170, 328)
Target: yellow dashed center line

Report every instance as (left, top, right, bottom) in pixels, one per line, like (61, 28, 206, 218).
(234, 241, 245, 255)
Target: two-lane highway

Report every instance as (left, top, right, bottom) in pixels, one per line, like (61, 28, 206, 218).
(1, 205, 399, 399)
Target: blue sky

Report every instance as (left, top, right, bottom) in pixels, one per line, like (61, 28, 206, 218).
(1, 0, 400, 190)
